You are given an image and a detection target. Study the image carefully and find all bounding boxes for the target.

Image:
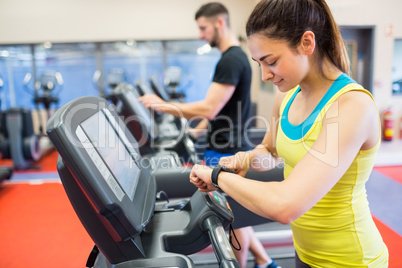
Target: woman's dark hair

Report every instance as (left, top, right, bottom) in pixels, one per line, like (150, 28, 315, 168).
(246, 0, 349, 76)
(195, 2, 230, 27)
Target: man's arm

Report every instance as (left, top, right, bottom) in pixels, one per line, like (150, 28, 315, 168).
(247, 91, 287, 170)
(187, 118, 209, 139)
(219, 91, 286, 174)
(138, 82, 235, 120)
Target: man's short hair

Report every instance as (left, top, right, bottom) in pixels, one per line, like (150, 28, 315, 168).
(195, 2, 230, 27)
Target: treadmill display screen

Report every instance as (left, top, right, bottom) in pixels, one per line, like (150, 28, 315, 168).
(77, 109, 140, 201)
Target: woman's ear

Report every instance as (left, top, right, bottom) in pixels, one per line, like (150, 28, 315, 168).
(300, 31, 315, 55)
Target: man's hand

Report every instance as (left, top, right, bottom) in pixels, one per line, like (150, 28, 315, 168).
(138, 94, 166, 110)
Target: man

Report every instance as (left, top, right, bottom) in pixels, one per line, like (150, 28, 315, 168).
(139, 3, 279, 268)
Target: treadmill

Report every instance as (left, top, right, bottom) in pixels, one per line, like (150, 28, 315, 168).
(112, 82, 200, 168)
(149, 74, 171, 102)
(107, 82, 282, 229)
(0, 75, 14, 181)
(46, 96, 240, 268)
(134, 79, 186, 141)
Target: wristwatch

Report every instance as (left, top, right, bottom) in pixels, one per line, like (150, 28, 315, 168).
(211, 165, 236, 189)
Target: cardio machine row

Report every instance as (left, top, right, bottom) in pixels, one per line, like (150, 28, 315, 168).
(103, 79, 281, 200)
(46, 95, 239, 268)
(45, 78, 283, 267)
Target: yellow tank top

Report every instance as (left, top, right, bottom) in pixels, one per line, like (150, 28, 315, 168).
(276, 74, 388, 267)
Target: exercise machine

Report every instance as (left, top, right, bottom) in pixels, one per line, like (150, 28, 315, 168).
(94, 69, 186, 164)
(164, 66, 187, 101)
(94, 70, 190, 168)
(118, 80, 283, 228)
(0, 75, 13, 182)
(0, 71, 61, 170)
(110, 82, 201, 168)
(98, 76, 284, 235)
(46, 96, 240, 268)
(149, 74, 171, 102)
(149, 73, 267, 157)
(135, 79, 181, 130)
(135, 79, 202, 166)
(148, 67, 188, 102)
(29, 70, 62, 120)
(103, 68, 128, 105)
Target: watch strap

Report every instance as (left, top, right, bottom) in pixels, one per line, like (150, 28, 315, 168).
(211, 165, 223, 188)
(211, 165, 235, 189)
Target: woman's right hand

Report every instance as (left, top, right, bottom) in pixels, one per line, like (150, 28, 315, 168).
(219, 151, 251, 177)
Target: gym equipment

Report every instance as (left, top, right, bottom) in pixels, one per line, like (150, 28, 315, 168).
(164, 66, 186, 101)
(92, 68, 128, 105)
(104, 68, 128, 105)
(93, 68, 188, 165)
(111, 82, 200, 168)
(147, 67, 189, 102)
(0, 75, 14, 182)
(135, 79, 180, 128)
(149, 74, 171, 102)
(46, 96, 240, 268)
(28, 70, 63, 120)
(0, 71, 61, 170)
(105, 68, 126, 90)
(0, 166, 13, 183)
(95, 71, 188, 168)
(152, 165, 284, 228)
(0, 107, 42, 169)
(149, 74, 267, 158)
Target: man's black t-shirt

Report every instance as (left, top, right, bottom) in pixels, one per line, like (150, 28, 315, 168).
(208, 46, 252, 154)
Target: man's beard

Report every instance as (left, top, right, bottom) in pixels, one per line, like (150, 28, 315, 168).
(209, 27, 219, 48)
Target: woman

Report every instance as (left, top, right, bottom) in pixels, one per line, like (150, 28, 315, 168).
(189, 0, 389, 267)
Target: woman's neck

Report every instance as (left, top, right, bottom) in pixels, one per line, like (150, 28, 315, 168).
(299, 59, 343, 98)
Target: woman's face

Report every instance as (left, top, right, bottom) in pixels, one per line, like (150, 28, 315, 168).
(247, 34, 310, 92)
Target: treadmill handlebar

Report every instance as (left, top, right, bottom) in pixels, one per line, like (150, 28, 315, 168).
(203, 216, 240, 268)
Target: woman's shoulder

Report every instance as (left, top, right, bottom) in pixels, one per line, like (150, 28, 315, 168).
(336, 87, 376, 109)
(326, 88, 379, 135)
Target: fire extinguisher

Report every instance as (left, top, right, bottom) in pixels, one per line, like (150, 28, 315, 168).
(400, 116, 402, 140)
(383, 109, 394, 141)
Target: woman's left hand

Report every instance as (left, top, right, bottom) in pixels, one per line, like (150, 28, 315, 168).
(189, 164, 217, 192)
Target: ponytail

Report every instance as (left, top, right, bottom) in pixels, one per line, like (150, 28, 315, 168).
(318, 0, 350, 75)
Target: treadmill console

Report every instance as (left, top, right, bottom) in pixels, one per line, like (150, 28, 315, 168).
(204, 191, 234, 223)
(46, 96, 156, 262)
(76, 108, 141, 202)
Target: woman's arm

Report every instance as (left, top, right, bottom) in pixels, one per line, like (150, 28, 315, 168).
(191, 90, 379, 224)
(219, 91, 287, 175)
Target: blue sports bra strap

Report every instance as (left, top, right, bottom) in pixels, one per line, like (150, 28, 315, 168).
(281, 73, 356, 140)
